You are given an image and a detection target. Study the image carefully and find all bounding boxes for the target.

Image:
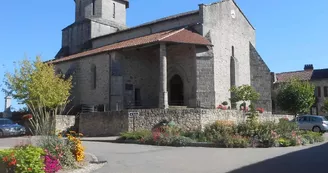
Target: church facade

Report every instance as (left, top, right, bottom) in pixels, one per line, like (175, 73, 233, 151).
(50, 0, 272, 112)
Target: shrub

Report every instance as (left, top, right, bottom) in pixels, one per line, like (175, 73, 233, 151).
(278, 138, 292, 147)
(153, 136, 194, 147)
(219, 135, 250, 148)
(0, 145, 45, 173)
(236, 122, 256, 137)
(204, 120, 236, 141)
(276, 118, 299, 138)
(120, 130, 152, 140)
(255, 122, 279, 147)
(182, 130, 208, 142)
(300, 131, 324, 144)
(38, 136, 76, 169)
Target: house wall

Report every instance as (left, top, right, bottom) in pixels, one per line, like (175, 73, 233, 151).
(310, 79, 328, 115)
(200, 0, 256, 107)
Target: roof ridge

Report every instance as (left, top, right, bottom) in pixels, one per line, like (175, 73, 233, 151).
(158, 28, 185, 41)
(276, 70, 309, 75)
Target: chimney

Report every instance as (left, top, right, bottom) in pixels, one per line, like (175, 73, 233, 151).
(304, 64, 314, 71)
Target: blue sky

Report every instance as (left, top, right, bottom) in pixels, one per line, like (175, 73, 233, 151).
(0, 0, 327, 110)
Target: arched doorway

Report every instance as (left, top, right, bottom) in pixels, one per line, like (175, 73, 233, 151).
(169, 75, 184, 106)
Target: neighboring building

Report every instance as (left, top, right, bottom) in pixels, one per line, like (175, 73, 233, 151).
(272, 64, 328, 115)
(49, 0, 272, 112)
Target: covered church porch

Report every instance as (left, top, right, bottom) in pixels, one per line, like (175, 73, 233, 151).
(109, 28, 212, 110)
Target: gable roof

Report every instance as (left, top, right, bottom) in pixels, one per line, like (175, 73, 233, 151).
(276, 70, 313, 82)
(49, 28, 211, 64)
(276, 68, 328, 83)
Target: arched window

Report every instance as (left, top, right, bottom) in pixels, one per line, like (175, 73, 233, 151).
(91, 65, 97, 89)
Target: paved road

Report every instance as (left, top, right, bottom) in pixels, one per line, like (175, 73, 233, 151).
(83, 140, 328, 173)
(1, 136, 328, 173)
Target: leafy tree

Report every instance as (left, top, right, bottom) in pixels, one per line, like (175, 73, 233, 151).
(4, 56, 72, 109)
(3, 56, 72, 135)
(230, 85, 260, 105)
(276, 79, 315, 116)
(230, 85, 260, 123)
(322, 99, 328, 114)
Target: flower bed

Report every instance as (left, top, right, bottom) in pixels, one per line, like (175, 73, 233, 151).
(117, 119, 325, 148)
(0, 131, 85, 173)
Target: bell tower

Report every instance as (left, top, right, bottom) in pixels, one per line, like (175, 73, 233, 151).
(56, 0, 129, 58)
(74, 0, 129, 25)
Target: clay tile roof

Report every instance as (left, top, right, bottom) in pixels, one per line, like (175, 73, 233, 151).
(49, 28, 211, 64)
(276, 70, 313, 83)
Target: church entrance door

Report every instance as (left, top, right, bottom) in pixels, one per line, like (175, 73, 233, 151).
(169, 75, 184, 106)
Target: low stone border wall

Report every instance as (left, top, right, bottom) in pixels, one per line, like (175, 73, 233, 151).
(79, 109, 294, 137)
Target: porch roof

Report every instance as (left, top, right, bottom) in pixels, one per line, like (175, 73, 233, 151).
(49, 28, 212, 64)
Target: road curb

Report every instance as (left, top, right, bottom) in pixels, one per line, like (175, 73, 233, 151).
(85, 152, 107, 164)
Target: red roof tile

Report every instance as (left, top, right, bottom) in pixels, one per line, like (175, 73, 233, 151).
(49, 28, 211, 64)
(276, 70, 313, 83)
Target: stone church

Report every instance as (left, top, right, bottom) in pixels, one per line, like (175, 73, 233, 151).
(50, 0, 272, 112)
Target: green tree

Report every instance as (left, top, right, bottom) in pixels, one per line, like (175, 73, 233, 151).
(4, 56, 72, 109)
(276, 79, 315, 116)
(322, 99, 328, 114)
(230, 85, 260, 106)
(230, 85, 260, 123)
(3, 56, 72, 135)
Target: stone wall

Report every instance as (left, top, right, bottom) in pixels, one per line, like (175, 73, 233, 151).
(201, 0, 256, 107)
(55, 115, 76, 132)
(250, 43, 272, 112)
(79, 109, 294, 136)
(79, 111, 129, 136)
(128, 109, 202, 131)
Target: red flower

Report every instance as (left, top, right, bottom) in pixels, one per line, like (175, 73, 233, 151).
(256, 108, 265, 113)
(2, 156, 8, 162)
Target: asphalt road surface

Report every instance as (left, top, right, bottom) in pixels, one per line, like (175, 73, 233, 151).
(1, 136, 328, 173)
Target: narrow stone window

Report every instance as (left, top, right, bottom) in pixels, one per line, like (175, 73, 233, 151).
(316, 86, 321, 97)
(232, 46, 235, 57)
(113, 3, 116, 19)
(91, 65, 97, 89)
(324, 86, 328, 97)
(92, 0, 96, 15)
(79, 1, 82, 16)
(135, 88, 141, 106)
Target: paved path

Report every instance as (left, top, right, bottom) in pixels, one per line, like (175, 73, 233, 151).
(1, 136, 328, 173)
